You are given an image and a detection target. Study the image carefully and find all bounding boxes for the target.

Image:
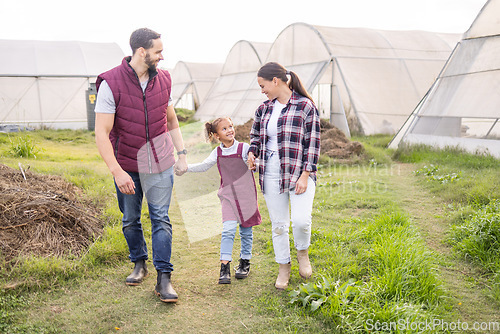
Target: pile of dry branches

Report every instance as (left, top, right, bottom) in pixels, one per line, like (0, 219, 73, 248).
(0, 163, 103, 262)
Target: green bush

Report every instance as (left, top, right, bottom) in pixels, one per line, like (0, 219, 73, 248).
(175, 108, 196, 123)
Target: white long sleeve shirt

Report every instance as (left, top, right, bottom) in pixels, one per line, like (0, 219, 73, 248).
(187, 140, 250, 173)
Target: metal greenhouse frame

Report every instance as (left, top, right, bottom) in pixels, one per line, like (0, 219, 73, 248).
(220, 23, 459, 136)
(389, 0, 500, 158)
(0, 40, 124, 130)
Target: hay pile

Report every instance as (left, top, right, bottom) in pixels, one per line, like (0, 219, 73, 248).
(0, 164, 103, 262)
(234, 118, 364, 160)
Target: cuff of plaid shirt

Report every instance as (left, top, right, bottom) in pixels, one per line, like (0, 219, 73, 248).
(303, 162, 317, 172)
(248, 146, 259, 157)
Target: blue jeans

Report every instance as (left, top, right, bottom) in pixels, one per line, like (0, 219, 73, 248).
(220, 220, 253, 262)
(115, 167, 174, 272)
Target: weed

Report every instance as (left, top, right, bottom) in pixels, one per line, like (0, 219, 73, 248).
(414, 164, 461, 184)
(449, 199, 500, 273)
(414, 164, 439, 176)
(7, 135, 41, 158)
(290, 277, 359, 313)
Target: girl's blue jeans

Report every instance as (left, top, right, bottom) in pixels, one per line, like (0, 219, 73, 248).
(220, 220, 253, 262)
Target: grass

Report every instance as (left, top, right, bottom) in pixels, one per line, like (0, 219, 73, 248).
(396, 144, 500, 204)
(448, 200, 500, 294)
(0, 129, 499, 332)
(290, 213, 445, 332)
(395, 143, 500, 308)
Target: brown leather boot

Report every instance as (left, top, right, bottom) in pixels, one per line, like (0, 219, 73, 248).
(275, 263, 291, 290)
(297, 249, 312, 279)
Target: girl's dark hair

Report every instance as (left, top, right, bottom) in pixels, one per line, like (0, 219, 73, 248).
(130, 28, 161, 54)
(204, 117, 232, 142)
(257, 62, 314, 102)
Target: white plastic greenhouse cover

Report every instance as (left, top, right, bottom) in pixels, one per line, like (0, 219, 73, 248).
(228, 23, 459, 135)
(0, 39, 124, 129)
(170, 61, 222, 110)
(194, 40, 271, 124)
(389, 0, 500, 158)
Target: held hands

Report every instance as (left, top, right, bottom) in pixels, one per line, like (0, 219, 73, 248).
(174, 155, 188, 176)
(247, 152, 256, 171)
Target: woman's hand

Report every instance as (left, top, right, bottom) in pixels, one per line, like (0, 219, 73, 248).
(247, 151, 256, 171)
(294, 171, 310, 195)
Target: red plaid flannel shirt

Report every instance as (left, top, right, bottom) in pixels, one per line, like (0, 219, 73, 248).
(249, 91, 321, 194)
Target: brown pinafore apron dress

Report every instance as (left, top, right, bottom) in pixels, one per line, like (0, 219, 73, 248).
(216, 143, 262, 227)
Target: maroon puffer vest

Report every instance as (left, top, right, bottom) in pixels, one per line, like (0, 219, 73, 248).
(96, 57, 175, 173)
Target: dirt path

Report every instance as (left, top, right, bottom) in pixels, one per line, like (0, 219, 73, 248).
(387, 163, 500, 328)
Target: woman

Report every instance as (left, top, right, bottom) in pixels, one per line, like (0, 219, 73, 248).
(247, 62, 320, 289)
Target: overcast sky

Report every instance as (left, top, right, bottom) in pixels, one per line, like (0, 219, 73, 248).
(0, 0, 488, 69)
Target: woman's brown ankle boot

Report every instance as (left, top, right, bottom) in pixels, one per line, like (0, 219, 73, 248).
(275, 263, 291, 290)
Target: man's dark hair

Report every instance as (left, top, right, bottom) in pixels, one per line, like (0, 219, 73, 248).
(130, 28, 161, 54)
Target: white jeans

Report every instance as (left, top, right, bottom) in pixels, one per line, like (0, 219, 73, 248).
(263, 152, 316, 264)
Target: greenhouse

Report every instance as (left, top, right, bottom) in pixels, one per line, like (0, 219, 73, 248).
(224, 23, 460, 135)
(389, 0, 500, 158)
(0, 40, 124, 130)
(170, 61, 222, 110)
(194, 40, 271, 124)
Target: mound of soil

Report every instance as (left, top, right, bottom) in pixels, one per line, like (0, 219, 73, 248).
(320, 119, 364, 159)
(234, 119, 253, 142)
(235, 118, 363, 160)
(0, 164, 103, 262)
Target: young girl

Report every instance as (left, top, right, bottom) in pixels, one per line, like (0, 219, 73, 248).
(182, 117, 261, 284)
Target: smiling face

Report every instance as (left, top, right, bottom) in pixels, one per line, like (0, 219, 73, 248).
(257, 76, 278, 101)
(213, 118, 235, 147)
(144, 38, 164, 71)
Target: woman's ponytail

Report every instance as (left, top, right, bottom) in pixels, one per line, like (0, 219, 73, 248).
(288, 71, 314, 103)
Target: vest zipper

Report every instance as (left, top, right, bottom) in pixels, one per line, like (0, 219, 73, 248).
(143, 91, 152, 173)
(130, 63, 156, 174)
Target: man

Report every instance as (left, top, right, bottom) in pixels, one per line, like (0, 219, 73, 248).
(95, 28, 187, 303)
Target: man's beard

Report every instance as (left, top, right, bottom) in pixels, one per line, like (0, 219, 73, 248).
(145, 54, 157, 71)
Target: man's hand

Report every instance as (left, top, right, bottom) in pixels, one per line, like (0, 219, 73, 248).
(174, 155, 188, 176)
(114, 169, 135, 195)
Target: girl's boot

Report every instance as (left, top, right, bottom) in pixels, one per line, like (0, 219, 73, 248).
(275, 263, 291, 290)
(297, 249, 312, 279)
(219, 262, 231, 284)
